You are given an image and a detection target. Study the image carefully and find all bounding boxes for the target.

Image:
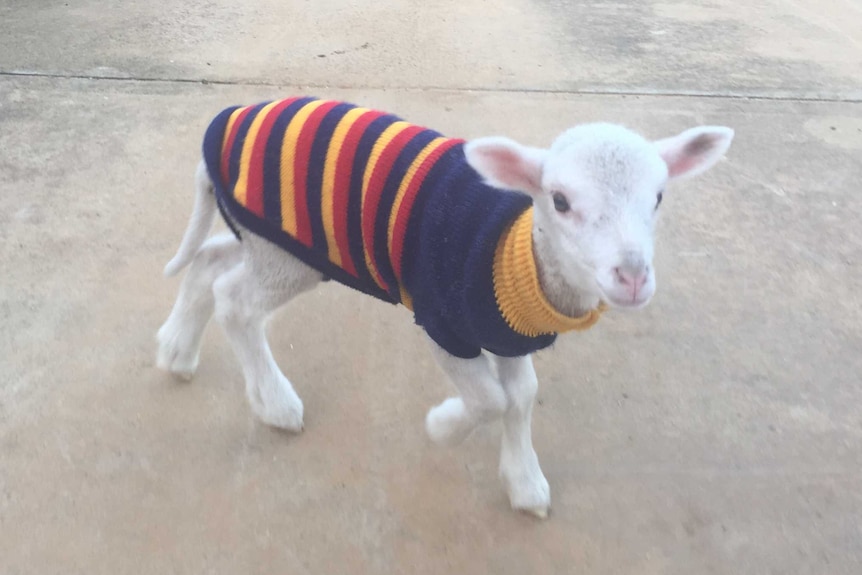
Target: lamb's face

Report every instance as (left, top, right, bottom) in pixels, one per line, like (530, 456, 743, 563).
(537, 124, 668, 308)
(465, 122, 733, 311)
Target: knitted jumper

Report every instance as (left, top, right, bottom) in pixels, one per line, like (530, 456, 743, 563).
(203, 97, 603, 358)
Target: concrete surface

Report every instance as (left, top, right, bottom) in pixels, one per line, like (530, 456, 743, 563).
(1, 1, 860, 574)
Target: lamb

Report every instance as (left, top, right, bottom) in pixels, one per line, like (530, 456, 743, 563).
(157, 96, 734, 517)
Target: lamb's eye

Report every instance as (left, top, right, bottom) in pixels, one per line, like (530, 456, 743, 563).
(655, 190, 664, 210)
(552, 192, 570, 213)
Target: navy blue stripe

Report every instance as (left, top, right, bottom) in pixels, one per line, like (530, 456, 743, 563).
(227, 102, 269, 190)
(373, 128, 441, 301)
(202, 105, 239, 188)
(432, 166, 477, 320)
(261, 97, 317, 228)
(347, 114, 399, 287)
(399, 143, 466, 298)
(306, 103, 353, 255)
(203, 106, 244, 240)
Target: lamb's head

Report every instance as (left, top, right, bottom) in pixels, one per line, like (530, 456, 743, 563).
(465, 122, 733, 311)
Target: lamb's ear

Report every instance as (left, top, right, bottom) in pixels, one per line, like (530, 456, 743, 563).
(464, 136, 548, 196)
(654, 126, 734, 181)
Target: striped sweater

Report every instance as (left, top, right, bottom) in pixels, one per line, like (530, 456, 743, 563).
(203, 97, 603, 358)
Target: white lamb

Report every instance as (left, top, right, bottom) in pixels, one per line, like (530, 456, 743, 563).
(157, 97, 733, 518)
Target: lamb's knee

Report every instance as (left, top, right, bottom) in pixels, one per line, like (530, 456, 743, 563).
(468, 385, 508, 423)
(506, 372, 538, 412)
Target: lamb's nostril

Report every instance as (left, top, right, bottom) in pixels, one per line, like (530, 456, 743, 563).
(615, 266, 648, 289)
(614, 267, 632, 286)
(636, 268, 648, 288)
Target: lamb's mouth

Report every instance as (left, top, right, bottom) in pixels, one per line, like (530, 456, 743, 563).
(596, 285, 652, 310)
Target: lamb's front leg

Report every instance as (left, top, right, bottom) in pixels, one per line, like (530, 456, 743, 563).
(425, 343, 507, 447)
(494, 354, 550, 518)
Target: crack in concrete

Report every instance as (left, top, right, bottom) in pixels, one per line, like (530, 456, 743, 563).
(1, 69, 861, 104)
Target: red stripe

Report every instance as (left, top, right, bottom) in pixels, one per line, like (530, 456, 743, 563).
(390, 139, 463, 280)
(220, 106, 254, 185)
(362, 125, 424, 290)
(331, 110, 386, 276)
(292, 100, 340, 247)
(244, 98, 299, 217)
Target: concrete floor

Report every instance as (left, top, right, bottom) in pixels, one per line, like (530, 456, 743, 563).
(1, 1, 861, 573)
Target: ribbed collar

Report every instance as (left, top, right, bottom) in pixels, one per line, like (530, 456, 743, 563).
(492, 208, 606, 337)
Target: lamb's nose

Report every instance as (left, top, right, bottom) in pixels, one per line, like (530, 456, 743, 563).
(614, 266, 648, 291)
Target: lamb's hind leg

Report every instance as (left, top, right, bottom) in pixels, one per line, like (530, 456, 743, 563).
(425, 343, 507, 446)
(157, 232, 242, 379)
(213, 236, 323, 431)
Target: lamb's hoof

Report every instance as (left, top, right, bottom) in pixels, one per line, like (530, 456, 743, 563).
(156, 325, 200, 381)
(518, 504, 549, 519)
(503, 469, 551, 519)
(258, 406, 304, 433)
(251, 380, 305, 433)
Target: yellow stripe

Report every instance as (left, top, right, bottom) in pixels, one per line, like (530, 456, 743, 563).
(399, 288, 413, 311)
(386, 137, 448, 262)
(360, 121, 412, 288)
(321, 107, 370, 266)
(279, 100, 329, 235)
(233, 101, 281, 206)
